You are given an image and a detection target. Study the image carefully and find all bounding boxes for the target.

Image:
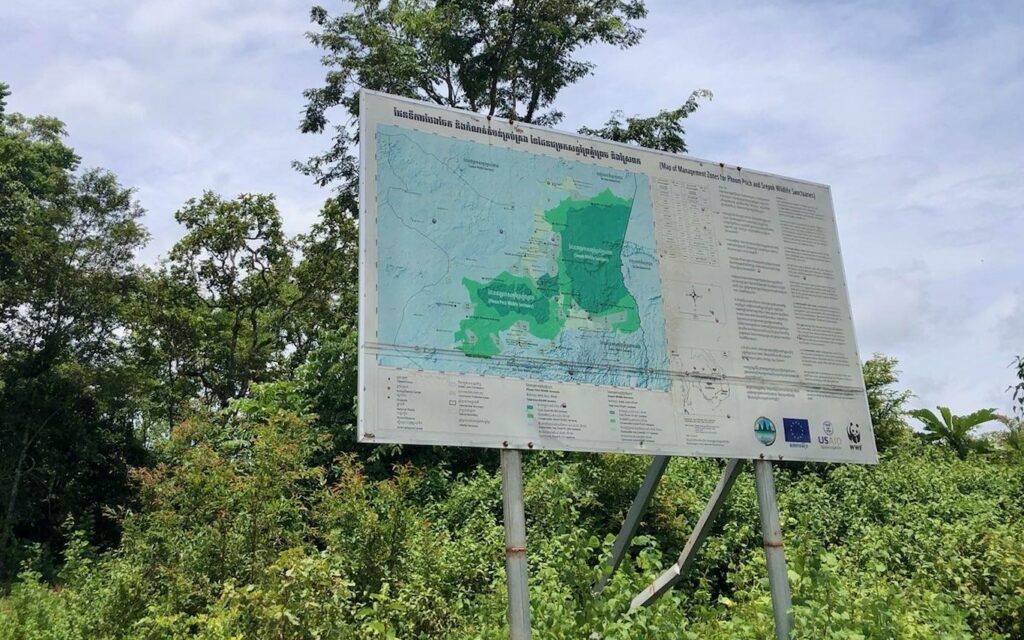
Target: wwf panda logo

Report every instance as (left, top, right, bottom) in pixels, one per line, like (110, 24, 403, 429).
(847, 422, 861, 444)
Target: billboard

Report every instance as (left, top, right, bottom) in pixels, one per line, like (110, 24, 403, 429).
(358, 90, 876, 464)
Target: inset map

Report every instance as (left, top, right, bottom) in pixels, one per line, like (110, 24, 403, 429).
(374, 125, 670, 390)
(674, 348, 732, 415)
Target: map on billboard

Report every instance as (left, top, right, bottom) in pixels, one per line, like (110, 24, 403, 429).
(376, 125, 668, 390)
(359, 90, 877, 464)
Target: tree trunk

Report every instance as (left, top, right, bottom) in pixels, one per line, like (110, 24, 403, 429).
(0, 429, 32, 577)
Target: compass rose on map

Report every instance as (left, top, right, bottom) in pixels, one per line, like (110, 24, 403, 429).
(671, 281, 724, 323)
(687, 286, 703, 308)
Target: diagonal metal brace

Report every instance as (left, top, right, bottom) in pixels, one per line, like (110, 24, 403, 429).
(592, 455, 671, 594)
(630, 458, 745, 609)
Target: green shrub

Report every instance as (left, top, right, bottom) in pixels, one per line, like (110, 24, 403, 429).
(2, 389, 1022, 639)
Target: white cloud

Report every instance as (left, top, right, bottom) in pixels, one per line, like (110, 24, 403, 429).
(852, 262, 934, 352)
(25, 57, 146, 125)
(2, 0, 1022, 415)
(125, 0, 310, 53)
(2, 0, 328, 262)
(556, 0, 1024, 415)
(997, 289, 1024, 353)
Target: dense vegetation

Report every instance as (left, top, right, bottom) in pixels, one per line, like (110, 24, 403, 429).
(1, 382, 1022, 639)
(2, 1, 1023, 638)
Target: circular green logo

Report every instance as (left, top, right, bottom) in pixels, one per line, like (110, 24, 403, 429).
(754, 417, 776, 446)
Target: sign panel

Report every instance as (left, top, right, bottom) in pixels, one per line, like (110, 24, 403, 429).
(358, 90, 876, 463)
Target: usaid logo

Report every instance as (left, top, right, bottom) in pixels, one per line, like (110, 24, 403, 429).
(817, 420, 843, 448)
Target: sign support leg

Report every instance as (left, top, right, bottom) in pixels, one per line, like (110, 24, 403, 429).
(630, 458, 744, 609)
(753, 459, 793, 640)
(592, 455, 671, 594)
(501, 448, 532, 640)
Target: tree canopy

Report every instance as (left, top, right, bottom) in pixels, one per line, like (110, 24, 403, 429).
(0, 95, 149, 578)
(861, 354, 913, 452)
(132, 192, 359, 438)
(298, 0, 709, 200)
(908, 406, 1000, 460)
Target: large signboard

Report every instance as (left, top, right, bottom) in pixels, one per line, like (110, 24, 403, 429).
(358, 90, 876, 463)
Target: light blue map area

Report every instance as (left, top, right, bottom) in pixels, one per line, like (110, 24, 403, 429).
(375, 124, 669, 390)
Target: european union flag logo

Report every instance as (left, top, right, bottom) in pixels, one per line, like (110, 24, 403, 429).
(783, 418, 810, 443)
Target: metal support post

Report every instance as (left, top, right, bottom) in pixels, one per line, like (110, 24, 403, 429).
(630, 458, 744, 609)
(754, 459, 793, 640)
(501, 449, 532, 640)
(592, 455, 671, 594)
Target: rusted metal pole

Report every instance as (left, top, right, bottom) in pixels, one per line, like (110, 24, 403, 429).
(501, 448, 532, 639)
(630, 458, 744, 609)
(593, 455, 671, 595)
(754, 459, 793, 640)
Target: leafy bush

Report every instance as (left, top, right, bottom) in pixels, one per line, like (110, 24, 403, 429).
(2, 385, 1023, 639)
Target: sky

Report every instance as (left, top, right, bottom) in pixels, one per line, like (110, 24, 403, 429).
(2, 0, 1022, 420)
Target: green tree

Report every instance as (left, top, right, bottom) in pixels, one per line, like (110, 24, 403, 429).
(862, 355, 913, 453)
(990, 415, 1024, 464)
(139, 192, 296, 413)
(133, 193, 358, 436)
(0, 85, 149, 578)
(1011, 355, 1023, 419)
(298, 0, 707, 200)
(578, 89, 713, 153)
(995, 357, 1024, 463)
(291, 197, 360, 337)
(908, 406, 999, 459)
(293, 1, 710, 466)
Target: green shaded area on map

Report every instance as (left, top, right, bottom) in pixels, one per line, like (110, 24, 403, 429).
(454, 272, 562, 358)
(456, 189, 641, 357)
(545, 188, 641, 332)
